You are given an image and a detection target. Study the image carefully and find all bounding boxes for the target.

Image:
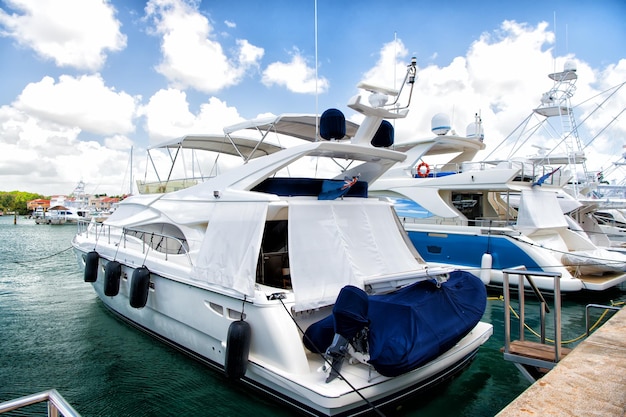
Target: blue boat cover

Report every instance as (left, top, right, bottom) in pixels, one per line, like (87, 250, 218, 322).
(303, 270, 486, 377)
(332, 285, 369, 339)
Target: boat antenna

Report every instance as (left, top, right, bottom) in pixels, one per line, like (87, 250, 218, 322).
(314, 0, 319, 141)
(553, 12, 557, 74)
(130, 146, 133, 195)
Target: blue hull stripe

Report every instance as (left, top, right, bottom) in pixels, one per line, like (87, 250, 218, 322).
(408, 230, 542, 271)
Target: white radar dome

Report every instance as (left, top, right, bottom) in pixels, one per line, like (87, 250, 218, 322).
(466, 122, 484, 141)
(431, 113, 451, 136)
(564, 60, 577, 72)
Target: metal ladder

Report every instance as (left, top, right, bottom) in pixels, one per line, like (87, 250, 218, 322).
(501, 267, 570, 383)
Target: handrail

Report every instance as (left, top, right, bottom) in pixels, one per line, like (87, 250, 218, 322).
(502, 266, 562, 362)
(0, 389, 81, 416)
(76, 220, 193, 266)
(585, 304, 622, 336)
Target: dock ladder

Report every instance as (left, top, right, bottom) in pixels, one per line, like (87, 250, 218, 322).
(501, 267, 571, 382)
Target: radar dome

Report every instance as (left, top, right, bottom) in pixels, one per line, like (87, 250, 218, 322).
(564, 60, 577, 72)
(466, 122, 484, 141)
(431, 113, 451, 136)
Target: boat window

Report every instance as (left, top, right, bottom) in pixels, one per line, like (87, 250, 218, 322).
(125, 223, 189, 254)
(383, 196, 434, 219)
(452, 193, 483, 220)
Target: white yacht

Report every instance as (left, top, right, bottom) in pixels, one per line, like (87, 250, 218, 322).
(72, 60, 492, 416)
(367, 113, 626, 292)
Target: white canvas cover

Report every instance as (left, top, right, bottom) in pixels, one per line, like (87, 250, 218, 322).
(288, 199, 422, 311)
(192, 202, 268, 297)
(516, 190, 568, 234)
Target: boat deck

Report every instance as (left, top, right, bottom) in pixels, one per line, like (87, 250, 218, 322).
(496, 307, 626, 417)
(578, 271, 626, 291)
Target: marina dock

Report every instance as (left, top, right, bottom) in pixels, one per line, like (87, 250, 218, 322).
(496, 306, 626, 417)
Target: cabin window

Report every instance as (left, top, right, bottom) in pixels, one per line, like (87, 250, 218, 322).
(125, 223, 189, 254)
(452, 193, 482, 221)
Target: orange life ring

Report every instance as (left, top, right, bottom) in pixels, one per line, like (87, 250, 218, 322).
(416, 162, 430, 178)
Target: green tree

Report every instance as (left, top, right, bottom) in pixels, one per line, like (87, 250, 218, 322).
(0, 191, 46, 215)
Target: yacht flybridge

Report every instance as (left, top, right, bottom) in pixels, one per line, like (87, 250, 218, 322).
(72, 59, 492, 416)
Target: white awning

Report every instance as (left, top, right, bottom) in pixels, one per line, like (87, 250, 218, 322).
(223, 114, 360, 141)
(192, 202, 268, 297)
(288, 199, 421, 311)
(516, 190, 568, 234)
(149, 134, 283, 159)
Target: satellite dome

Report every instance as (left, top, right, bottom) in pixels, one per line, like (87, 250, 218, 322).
(564, 60, 577, 72)
(431, 113, 451, 136)
(466, 122, 484, 141)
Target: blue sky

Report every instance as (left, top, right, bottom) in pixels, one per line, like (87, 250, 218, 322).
(0, 0, 625, 196)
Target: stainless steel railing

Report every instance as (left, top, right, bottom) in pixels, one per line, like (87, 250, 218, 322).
(76, 220, 193, 265)
(502, 266, 563, 361)
(0, 389, 81, 416)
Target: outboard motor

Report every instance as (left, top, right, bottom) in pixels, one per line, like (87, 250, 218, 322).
(325, 285, 369, 382)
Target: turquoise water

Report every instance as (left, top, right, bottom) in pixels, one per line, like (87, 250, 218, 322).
(1, 216, 624, 416)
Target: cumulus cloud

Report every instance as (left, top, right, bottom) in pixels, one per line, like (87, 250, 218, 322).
(14, 74, 139, 136)
(140, 88, 243, 143)
(357, 21, 626, 182)
(145, 0, 264, 93)
(1, 6, 623, 195)
(262, 49, 329, 94)
(0, 0, 126, 71)
(0, 108, 131, 195)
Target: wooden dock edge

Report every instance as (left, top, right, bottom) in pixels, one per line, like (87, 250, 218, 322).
(496, 307, 626, 417)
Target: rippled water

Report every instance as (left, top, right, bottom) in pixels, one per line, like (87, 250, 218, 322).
(1, 216, 624, 416)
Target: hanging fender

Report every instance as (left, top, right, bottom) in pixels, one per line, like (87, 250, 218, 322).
(480, 253, 493, 285)
(104, 261, 122, 297)
(84, 251, 99, 283)
(129, 267, 151, 309)
(224, 320, 251, 380)
(416, 162, 430, 178)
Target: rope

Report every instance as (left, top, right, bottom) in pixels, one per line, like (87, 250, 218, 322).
(489, 296, 624, 345)
(277, 298, 385, 417)
(10, 246, 73, 264)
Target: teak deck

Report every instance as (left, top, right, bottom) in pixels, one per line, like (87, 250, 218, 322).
(507, 340, 571, 362)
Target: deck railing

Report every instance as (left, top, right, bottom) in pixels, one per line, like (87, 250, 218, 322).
(77, 220, 193, 265)
(0, 389, 81, 417)
(502, 266, 566, 382)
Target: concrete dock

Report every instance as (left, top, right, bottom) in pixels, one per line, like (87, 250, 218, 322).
(496, 307, 626, 417)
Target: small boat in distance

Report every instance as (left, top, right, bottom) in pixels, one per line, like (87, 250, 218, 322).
(35, 205, 83, 225)
(72, 59, 492, 416)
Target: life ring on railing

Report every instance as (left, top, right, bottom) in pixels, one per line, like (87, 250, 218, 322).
(416, 162, 430, 178)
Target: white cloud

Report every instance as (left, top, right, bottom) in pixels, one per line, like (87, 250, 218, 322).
(358, 21, 626, 184)
(146, 0, 264, 93)
(14, 74, 139, 136)
(140, 88, 243, 144)
(361, 39, 410, 89)
(0, 0, 126, 71)
(262, 49, 329, 94)
(1, 9, 623, 196)
(0, 108, 131, 195)
(224, 20, 236, 29)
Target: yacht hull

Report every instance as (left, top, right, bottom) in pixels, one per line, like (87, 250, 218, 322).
(74, 248, 493, 416)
